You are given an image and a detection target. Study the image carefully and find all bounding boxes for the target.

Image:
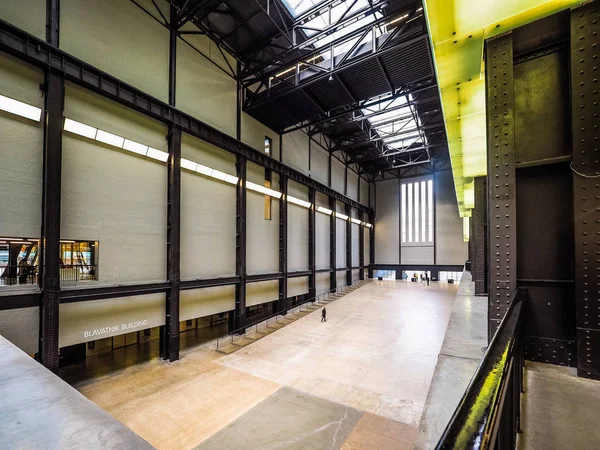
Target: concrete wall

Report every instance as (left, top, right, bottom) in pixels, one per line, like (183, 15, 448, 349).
(0, 54, 44, 237)
(288, 181, 309, 273)
(180, 286, 235, 321)
(0, 0, 46, 40)
(374, 179, 400, 264)
(0, 307, 39, 354)
(310, 142, 329, 186)
(181, 135, 237, 279)
(246, 281, 278, 307)
(62, 85, 167, 284)
(373, 172, 467, 266)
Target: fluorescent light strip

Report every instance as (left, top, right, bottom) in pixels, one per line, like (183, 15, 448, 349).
(181, 158, 198, 171)
(123, 139, 148, 156)
(365, 223, 373, 228)
(96, 129, 125, 148)
(287, 195, 311, 208)
(246, 181, 282, 198)
(336, 213, 349, 220)
(350, 218, 362, 225)
(0, 94, 42, 121)
(316, 206, 333, 215)
(64, 118, 97, 139)
(147, 147, 169, 162)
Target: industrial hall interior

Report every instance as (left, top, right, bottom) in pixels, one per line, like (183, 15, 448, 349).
(0, 0, 599, 449)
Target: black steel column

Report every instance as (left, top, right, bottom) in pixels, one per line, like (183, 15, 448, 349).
(278, 175, 288, 312)
(571, 2, 600, 380)
(46, 0, 59, 47)
(359, 211, 365, 280)
(346, 204, 352, 285)
(368, 211, 375, 277)
(168, 4, 177, 107)
(472, 176, 487, 295)
(329, 196, 337, 292)
(485, 33, 517, 340)
(163, 124, 181, 362)
(236, 60, 242, 140)
(308, 187, 316, 299)
(235, 156, 247, 328)
(39, 70, 64, 371)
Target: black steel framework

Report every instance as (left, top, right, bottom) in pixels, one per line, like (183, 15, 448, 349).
(162, 124, 182, 362)
(279, 175, 289, 313)
(472, 176, 487, 295)
(329, 196, 337, 292)
(234, 156, 247, 329)
(308, 187, 316, 299)
(359, 211, 365, 280)
(345, 204, 352, 285)
(485, 33, 517, 341)
(39, 70, 64, 371)
(0, 18, 371, 215)
(571, 2, 600, 380)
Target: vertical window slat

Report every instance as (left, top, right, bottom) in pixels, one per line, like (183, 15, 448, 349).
(407, 183, 413, 243)
(401, 183, 406, 243)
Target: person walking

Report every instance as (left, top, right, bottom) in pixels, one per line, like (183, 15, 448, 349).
(321, 307, 327, 322)
(426, 274, 430, 286)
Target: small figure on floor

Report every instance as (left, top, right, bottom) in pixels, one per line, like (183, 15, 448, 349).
(321, 307, 327, 322)
(426, 274, 430, 286)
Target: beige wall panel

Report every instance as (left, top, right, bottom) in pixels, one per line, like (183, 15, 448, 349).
(247, 280, 278, 307)
(436, 171, 468, 265)
(0, 0, 46, 39)
(287, 276, 308, 297)
(288, 204, 309, 272)
(374, 178, 399, 264)
(242, 112, 279, 161)
(61, 0, 169, 101)
(62, 86, 167, 284)
(177, 38, 237, 137)
(347, 171, 358, 201)
(180, 285, 235, 321)
(316, 272, 330, 296)
(310, 143, 329, 186)
(181, 172, 236, 279)
(331, 157, 345, 193)
(283, 130, 309, 175)
(360, 178, 369, 207)
(247, 190, 279, 274)
(59, 293, 165, 347)
(352, 223, 360, 267)
(181, 133, 236, 174)
(316, 212, 330, 270)
(336, 270, 346, 289)
(0, 307, 39, 354)
(0, 55, 44, 236)
(402, 246, 435, 265)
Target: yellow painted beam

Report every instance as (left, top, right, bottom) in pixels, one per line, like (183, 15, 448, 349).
(423, 0, 585, 216)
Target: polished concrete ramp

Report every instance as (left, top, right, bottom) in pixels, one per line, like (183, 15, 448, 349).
(195, 387, 362, 450)
(74, 280, 455, 449)
(0, 335, 151, 450)
(518, 362, 600, 450)
(414, 272, 488, 449)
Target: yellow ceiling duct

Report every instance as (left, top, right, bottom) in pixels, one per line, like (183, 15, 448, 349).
(423, 0, 586, 216)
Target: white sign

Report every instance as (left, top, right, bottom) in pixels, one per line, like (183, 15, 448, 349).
(83, 320, 149, 338)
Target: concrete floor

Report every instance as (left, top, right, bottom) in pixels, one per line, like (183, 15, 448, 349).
(414, 272, 488, 449)
(518, 362, 600, 450)
(73, 280, 456, 449)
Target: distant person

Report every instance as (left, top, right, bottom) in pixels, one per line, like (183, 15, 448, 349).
(426, 274, 430, 286)
(321, 307, 327, 322)
(18, 258, 28, 284)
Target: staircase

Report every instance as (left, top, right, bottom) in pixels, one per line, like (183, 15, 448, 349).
(215, 281, 367, 355)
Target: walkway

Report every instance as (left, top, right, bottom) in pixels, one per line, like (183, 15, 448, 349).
(0, 335, 150, 449)
(73, 280, 456, 449)
(518, 362, 600, 450)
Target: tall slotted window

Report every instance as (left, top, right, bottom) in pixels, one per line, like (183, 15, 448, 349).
(401, 178, 434, 245)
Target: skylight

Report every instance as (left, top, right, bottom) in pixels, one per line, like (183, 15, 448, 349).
(283, 0, 387, 59)
(361, 93, 426, 153)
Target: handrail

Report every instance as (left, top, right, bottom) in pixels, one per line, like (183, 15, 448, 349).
(215, 279, 365, 349)
(436, 288, 527, 450)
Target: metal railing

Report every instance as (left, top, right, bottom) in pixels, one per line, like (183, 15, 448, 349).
(216, 279, 366, 350)
(436, 289, 527, 450)
(0, 264, 98, 286)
